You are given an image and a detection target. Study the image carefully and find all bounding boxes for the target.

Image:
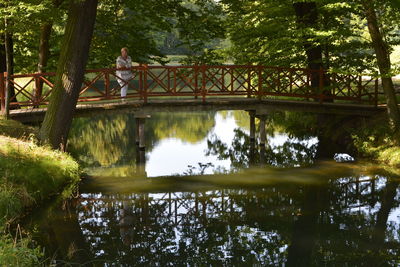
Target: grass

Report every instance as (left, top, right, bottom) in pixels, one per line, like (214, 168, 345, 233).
(349, 114, 400, 169)
(0, 119, 80, 266)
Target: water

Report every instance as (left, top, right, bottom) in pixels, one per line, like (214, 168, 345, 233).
(27, 111, 400, 266)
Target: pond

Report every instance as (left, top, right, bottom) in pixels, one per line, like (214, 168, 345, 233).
(26, 111, 400, 266)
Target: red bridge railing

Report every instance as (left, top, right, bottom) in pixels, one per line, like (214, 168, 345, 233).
(0, 65, 381, 111)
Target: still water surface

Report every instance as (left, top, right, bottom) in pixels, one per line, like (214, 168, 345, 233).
(28, 111, 400, 266)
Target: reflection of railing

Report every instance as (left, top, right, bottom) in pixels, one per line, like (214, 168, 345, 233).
(0, 65, 382, 112)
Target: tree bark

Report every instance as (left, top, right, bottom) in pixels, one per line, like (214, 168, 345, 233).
(363, 1, 400, 135)
(39, 0, 98, 150)
(36, 23, 53, 102)
(4, 19, 13, 118)
(38, 23, 53, 74)
(293, 2, 323, 89)
(37, 0, 64, 74)
(36, 0, 64, 100)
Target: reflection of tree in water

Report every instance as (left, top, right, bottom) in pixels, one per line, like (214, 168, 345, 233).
(68, 113, 136, 167)
(183, 162, 214, 175)
(50, 175, 398, 265)
(68, 112, 216, 168)
(34, 173, 400, 265)
(206, 128, 317, 170)
(312, 177, 400, 265)
(75, 190, 294, 265)
(147, 112, 215, 144)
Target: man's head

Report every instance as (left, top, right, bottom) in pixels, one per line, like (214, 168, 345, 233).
(121, 47, 128, 58)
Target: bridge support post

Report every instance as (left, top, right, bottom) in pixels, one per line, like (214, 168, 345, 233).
(135, 118, 140, 145)
(259, 116, 266, 146)
(249, 110, 256, 142)
(136, 148, 147, 177)
(260, 145, 267, 165)
(138, 118, 145, 149)
(135, 113, 151, 150)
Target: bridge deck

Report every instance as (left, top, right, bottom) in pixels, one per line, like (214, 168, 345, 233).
(10, 97, 384, 122)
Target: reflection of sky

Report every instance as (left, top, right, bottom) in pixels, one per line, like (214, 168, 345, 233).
(146, 111, 318, 177)
(146, 112, 236, 177)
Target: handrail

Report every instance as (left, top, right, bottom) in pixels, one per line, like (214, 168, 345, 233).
(0, 65, 384, 113)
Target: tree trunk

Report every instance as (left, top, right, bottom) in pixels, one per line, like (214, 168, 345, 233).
(363, 1, 400, 135)
(36, 23, 53, 102)
(39, 0, 98, 150)
(36, 0, 64, 99)
(38, 23, 52, 74)
(293, 2, 323, 90)
(4, 20, 13, 118)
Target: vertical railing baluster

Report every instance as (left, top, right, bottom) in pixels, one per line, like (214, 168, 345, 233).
(138, 64, 143, 100)
(221, 67, 225, 93)
(194, 66, 198, 99)
(105, 70, 110, 99)
(230, 67, 234, 93)
(258, 66, 262, 100)
(202, 65, 206, 103)
(34, 75, 42, 106)
(144, 64, 148, 103)
(247, 67, 251, 98)
(168, 67, 171, 94)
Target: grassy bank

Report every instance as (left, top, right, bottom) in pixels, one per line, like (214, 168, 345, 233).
(0, 119, 80, 266)
(351, 115, 400, 168)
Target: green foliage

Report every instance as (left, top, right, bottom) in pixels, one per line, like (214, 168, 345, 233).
(1, 0, 224, 72)
(0, 233, 43, 267)
(0, 0, 67, 73)
(220, 0, 400, 73)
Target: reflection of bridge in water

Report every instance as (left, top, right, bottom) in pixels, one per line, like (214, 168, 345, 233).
(2, 65, 386, 123)
(70, 174, 398, 265)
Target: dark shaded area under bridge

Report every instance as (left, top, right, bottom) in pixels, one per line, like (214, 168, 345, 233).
(10, 98, 385, 123)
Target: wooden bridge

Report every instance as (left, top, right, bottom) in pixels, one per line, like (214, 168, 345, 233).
(0, 65, 386, 121)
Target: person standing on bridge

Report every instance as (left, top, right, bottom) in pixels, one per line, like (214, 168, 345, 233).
(116, 47, 133, 99)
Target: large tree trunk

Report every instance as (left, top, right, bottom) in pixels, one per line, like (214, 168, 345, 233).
(363, 1, 400, 135)
(293, 2, 323, 90)
(39, 0, 98, 150)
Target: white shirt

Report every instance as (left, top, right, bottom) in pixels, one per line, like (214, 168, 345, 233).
(116, 56, 132, 77)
